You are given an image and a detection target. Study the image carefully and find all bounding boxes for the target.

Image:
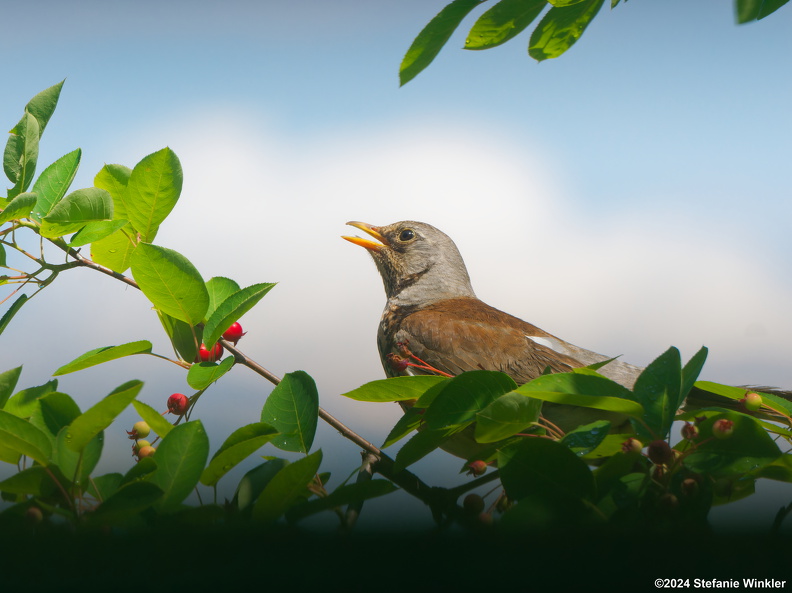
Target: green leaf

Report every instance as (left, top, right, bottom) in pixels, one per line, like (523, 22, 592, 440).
(0, 192, 37, 225)
(30, 149, 81, 221)
(252, 449, 323, 523)
(186, 357, 235, 390)
(40, 187, 113, 238)
(528, 0, 604, 61)
(394, 425, 466, 471)
(202, 283, 275, 348)
(560, 420, 611, 456)
(87, 473, 123, 502)
(475, 391, 543, 443)
(631, 347, 682, 441)
(499, 437, 596, 502)
(0, 409, 52, 464)
(122, 456, 158, 485)
(122, 147, 183, 242)
(4, 378, 57, 417)
(24, 80, 64, 136)
(156, 310, 200, 363)
(205, 276, 241, 319)
(90, 481, 163, 523)
(234, 458, 289, 512)
(148, 420, 209, 512)
(38, 391, 81, 437)
(89, 225, 137, 273)
(0, 466, 58, 496)
(131, 243, 208, 326)
(286, 480, 398, 522)
(94, 163, 132, 221)
(4, 112, 40, 198)
(55, 427, 103, 486)
(400, 0, 486, 86)
(53, 340, 153, 375)
(0, 295, 28, 339)
(735, 0, 790, 22)
(65, 380, 143, 452)
(683, 412, 781, 478)
(131, 399, 173, 438)
(465, 0, 547, 50)
(0, 367, 22, 409)
(200, 423, 279, 487)
(342, 375, 448, 402)
(423, 371, 517, 431)
(261, 371, 319, 454)
(68, 219, 128, 247)
(382, 406, 424, 448)
(681, 346, 708, 406)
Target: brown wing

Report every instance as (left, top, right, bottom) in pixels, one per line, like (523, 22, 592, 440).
(378, 297, 584, 383)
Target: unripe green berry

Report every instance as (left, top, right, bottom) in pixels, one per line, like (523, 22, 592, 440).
(742, 392, 762, 412)
(132, 421, 150, 439)
(133, 439, 151, 454)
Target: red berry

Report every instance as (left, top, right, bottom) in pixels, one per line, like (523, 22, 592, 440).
(681, 422, 699, 440)
(621, 437, 643, 454)
(197, 342, 223, 362)
(463, 493, 485, 515)
(647, 440, 673, 465)
(167, 393, 189, 416)
(712, 418, 735, 439)
(467, 460, 487, 477)
(222, 322, 246, 344)
(137, 445, 156, 458)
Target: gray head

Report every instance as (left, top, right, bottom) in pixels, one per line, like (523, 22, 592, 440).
(343, 220, 476, 306)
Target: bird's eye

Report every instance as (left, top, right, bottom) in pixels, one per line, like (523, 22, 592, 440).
(399, 229, 415, 242)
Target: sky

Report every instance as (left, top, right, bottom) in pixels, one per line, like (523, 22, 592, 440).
(1, 0, 791, 529)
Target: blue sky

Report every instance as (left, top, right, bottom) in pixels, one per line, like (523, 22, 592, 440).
(2, 0, 791, 527)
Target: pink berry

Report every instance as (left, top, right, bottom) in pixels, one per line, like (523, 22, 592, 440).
(647, 440, 673, 465)
(681, 422, 699, 440)
(133, 439, 151, 455)
(621, 437, 643, 454)
(467, 460, 487, 477)
(167, 393, 189, 416)
(137, 445, 156, 458)
(222, 322, 246, 344)
(712, 418, 735, 439)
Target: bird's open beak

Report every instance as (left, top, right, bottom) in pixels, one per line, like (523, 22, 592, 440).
(342, 221, 387, 252)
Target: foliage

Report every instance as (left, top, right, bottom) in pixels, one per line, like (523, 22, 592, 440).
(399, 0, 790, 85)
(2, 83, 792, 537)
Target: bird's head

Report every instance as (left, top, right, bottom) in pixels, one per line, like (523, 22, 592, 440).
(343, 220, 476, 306)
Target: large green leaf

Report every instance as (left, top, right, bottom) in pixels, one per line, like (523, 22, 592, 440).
(0, 192, 37, 225)
(65, 380, 143, 452)
(68, 219, 129, 247)
(735, 0, 790, 22)
(0, 367, 22, 409)
(528, 0, 604, 61)
(630, 347, 682, 441)
(475, 390, 543, 443)
(202, 283, 275, 348)
(424, 371, 517, 430)
(394, 425, 465, 471)
(234, 458, 289, 512)
(40, 187, 113, 238)
(560, 420, 611, 457)
(4, 112, 39, 198)
(94, 163, 132, 221)
(24, 80, 64, 136)
(286, 480, 398, 522)
(465, 0, 547, 50)
(205, 276, 241, 319)
(38, 391, 81, 438)
(90, 481, 163, 523)
(499, 437, 596, 502)
(0, 295, 28, 339)
(261, 371, 319, 453)
(342, 375, 449, 402)
(122, 148, 182, 242)
(89, 225, 137, 273)
(4, 378, 57, 418)
(0, 409, 52, 464)
(156, 310, 201, 362)
(186, 357, 235, 390)
(0, 465, 58, 496)
(131, 243, 208, 326)
(55, 426, 103, 486)
(252, 449, 323, 523)
(200, 422, 279, 487)
(30, 149, 81, 221)
(131, 400, 173, 438)
(53, 340, 153, 376)
(382, 406, 424, 447)
(148, 420, 209, 512)
(400, 0, 486, 85)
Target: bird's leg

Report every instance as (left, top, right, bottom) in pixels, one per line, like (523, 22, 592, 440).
(394, 341, 454, 378)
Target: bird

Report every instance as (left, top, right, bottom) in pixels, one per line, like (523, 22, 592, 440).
(342, 220, 789, 443)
